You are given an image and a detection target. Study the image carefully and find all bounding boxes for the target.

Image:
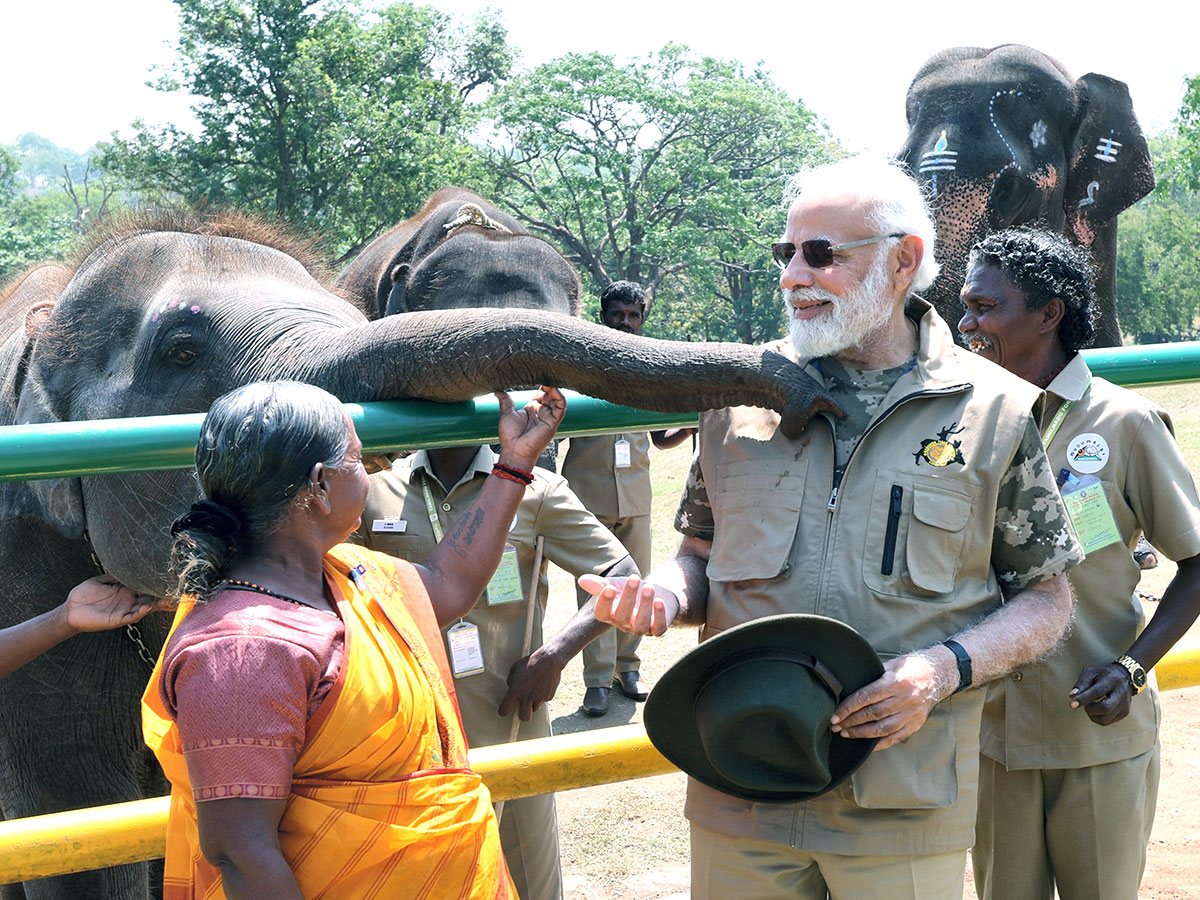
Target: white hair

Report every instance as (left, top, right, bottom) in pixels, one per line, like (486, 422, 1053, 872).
(782, 156, 940, 295)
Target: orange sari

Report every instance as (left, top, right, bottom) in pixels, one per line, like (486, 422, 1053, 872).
(142, 545, 514, 900)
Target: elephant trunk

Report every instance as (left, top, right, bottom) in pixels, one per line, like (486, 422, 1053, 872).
(298, 309, 838, 439)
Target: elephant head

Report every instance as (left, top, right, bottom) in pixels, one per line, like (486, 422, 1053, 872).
(336, 187, 582, 319)
(897, 44, 1154, 346)
(3, 212, 833, 601)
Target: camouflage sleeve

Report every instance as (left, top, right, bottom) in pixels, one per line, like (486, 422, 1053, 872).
(674, 452, 714, 541)
(991, 417, 1084, 591)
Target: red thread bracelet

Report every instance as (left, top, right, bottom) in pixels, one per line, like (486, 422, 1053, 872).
(492, 464, 534, 486)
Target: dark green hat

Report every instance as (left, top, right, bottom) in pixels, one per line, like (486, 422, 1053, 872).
(644, 614, 884, 803)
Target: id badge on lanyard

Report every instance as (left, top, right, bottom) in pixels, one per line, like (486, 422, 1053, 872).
(446, 621, 484, 678)
(486, 543, 523, 605)
(614, 438, 632, 468)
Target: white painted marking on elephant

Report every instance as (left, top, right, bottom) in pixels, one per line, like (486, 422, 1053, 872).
(1094, 132, 1123, 163)
(920, 130, 958, 195)
(1078, 181, 1100, 208)
(1030, 120, 1047, 148)
(989, 90, 1022, 176)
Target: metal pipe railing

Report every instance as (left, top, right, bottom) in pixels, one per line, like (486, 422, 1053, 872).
(0, 725, 673, 882)
(2, 339, 1200, 882)
(0, 341, 1195, 483)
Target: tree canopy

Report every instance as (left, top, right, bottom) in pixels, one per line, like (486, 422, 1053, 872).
(480, 46, 837, 342)
(97, 0, 511, 260)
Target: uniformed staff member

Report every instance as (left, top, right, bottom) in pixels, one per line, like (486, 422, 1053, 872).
(584, 156, 1083, 900)
(561, 279, 690, 716)
(356, 441, 635, 900)
(959, 227, 1200, 900)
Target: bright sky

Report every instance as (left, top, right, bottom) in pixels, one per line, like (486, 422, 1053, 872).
(2, 0, 1193, 155)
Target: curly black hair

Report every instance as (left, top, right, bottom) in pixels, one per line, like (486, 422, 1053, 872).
(967, 228, 1097, 353)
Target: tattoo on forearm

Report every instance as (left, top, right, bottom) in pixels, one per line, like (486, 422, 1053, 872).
(444, 507, 486, 560)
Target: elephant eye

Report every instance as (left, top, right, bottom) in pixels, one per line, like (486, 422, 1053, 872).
(162, 332, 201, 366)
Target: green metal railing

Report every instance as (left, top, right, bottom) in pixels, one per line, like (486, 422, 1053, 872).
(1, 341, 1196, 483)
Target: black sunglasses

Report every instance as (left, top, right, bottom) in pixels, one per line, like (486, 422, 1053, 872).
(772, 233, 905, 269)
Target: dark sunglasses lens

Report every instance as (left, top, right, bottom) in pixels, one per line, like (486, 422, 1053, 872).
(801, 239, 834, 268)
(771, 242, 795, 268)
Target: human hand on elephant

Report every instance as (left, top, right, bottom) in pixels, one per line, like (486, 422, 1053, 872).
(495, 385, 566, 471)
(65, 574, 162, 633)
(498, 646, 564, 722)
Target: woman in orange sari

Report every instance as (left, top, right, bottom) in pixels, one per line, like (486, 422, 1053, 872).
(142, 380, 565, 900)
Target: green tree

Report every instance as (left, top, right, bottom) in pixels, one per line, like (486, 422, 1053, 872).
(480, 46, 837, 343)
(1116, 190, 1200, 342)
(98, 0, 512, 260)
(0, 142, 101, 282)
(1158, 73, 1200, 195)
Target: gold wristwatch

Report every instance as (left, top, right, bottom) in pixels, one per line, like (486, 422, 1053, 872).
(1115, 654, 1148, 695)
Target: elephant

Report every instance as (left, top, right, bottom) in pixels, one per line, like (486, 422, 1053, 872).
(0, 211, 833, 899)
(897, 44, 1154, 347)
(336, 186, 581, 320)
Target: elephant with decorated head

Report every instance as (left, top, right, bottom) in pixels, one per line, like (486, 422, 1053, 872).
(0, 211, 833, 899)
(898, 43, 1154, 347)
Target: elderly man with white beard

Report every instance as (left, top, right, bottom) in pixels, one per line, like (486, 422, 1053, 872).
(582, 156, 1083, 900)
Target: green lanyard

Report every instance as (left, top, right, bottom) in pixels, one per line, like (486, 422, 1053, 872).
(1041, 399, 1074, 448)
(417, 471, 445, 543)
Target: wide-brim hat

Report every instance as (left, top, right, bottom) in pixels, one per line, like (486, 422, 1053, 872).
(644, 614, 884, 803)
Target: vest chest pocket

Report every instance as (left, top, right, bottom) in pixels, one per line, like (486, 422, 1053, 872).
(706, 461, 808, 583)
(863, 476, 977, 598)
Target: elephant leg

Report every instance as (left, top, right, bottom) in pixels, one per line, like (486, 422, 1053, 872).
(0, 629, 167, 900)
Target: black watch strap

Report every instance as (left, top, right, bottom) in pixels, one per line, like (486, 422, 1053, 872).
(943, 639, 972, 694)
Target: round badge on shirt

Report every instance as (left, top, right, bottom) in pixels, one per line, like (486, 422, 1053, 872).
(1065, 432, 1110, 474)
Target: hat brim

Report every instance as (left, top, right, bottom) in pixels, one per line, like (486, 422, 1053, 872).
(645, 614, 884, 803)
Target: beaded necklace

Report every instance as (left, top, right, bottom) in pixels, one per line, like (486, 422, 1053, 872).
(221, 579, 337, 616)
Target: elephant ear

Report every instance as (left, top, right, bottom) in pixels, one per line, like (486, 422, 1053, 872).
(0, 315, 87, 539)
(1064, 73, 1155, 246)
(383, 263, 411, 316)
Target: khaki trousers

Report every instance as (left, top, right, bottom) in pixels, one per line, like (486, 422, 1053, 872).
(973, 744, 1160, 900)
(690, 822, 967, 900)
(576, 514, 650, 687)
(498, 791, 562, 900)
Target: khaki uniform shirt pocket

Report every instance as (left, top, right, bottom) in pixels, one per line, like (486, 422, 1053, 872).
(706, 460, 808, 584)
(851, 699, 959, 809)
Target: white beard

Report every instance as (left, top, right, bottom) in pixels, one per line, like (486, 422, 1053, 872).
(785, 248, 896, 360)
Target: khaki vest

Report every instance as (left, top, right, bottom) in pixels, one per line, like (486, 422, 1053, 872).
(686, 300, 1053, 855)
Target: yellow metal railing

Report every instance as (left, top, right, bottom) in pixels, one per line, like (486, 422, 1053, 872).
(0, 725, 674, 883)
(8, 635, 1200, 884)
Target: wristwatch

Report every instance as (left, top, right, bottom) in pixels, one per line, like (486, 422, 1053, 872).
(1115, 654, 1148, 695)
(942, 639, 972, 694)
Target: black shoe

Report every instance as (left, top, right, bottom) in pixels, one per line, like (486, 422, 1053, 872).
(613, 670, 649, 701)
(1134, 535, 1159, 570)
(582, 686, 610, 717)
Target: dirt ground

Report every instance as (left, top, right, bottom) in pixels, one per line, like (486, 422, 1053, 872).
(535, 440, 1200, 900)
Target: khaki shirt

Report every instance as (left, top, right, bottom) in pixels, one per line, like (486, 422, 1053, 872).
(981, 353, 1200, 769)
(356, 446, 628, 747)
(561, 432, 652, 519)
(674, 299, 1082, 856)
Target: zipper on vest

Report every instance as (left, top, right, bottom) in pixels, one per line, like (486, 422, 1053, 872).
(823, 383, 971, 513)
(881, 484, 903, 575)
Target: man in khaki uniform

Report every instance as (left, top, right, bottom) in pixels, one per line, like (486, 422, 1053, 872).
(357, 443, 634, 900)
(959, 228, 1200, 900)
(562, 279, 691, 715)
(585, 157, 1082, 900)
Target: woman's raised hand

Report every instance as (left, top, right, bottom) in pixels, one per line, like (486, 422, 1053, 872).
(495, 386, 566, 470)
